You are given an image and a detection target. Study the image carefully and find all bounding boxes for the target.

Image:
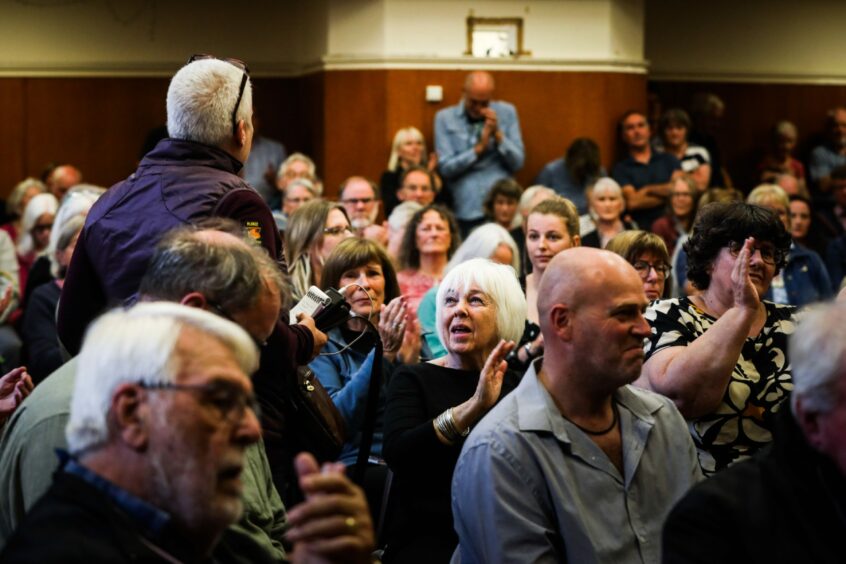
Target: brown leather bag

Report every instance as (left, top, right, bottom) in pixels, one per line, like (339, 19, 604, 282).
(288, 366, 347, 463)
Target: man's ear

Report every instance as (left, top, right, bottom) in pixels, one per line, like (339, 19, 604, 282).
(110, 383, 149, 451)
(793, 398, 824, 451)
(235, 119, 247, 147)
(180, 292, 207, 310)
(547, 303, 573, 341)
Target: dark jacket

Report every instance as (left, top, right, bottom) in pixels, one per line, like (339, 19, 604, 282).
(663, 409, 846, 564)
(56, 138, 311, 360)
(0, 471, 276, 563)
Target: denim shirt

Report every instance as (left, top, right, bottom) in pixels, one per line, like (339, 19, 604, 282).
(435, 101, 524, 221)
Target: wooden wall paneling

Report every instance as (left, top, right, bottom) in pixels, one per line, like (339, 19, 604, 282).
(649, 81, 846, 191)
(24, 78, 169, 189)
(0, 79, 26, 197)
(321, 70, 388, 198)
(294, 72, 326, 184)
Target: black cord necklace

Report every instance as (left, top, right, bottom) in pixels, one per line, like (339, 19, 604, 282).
(563, 402, 619, 436)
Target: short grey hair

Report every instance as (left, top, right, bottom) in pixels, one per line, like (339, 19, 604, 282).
(66, 302, 258, 454)
(387, 200, 422, 232)
(277, 153, 317, 185)
(166, 58, 253, 147)
(447, 223, 520, 274)
(790, 302, 846, 415)
(285, 178, 318, 199)
(435, 258, 526, 348)
(138, 227, 283, 315)
(48, 185, 105, 277)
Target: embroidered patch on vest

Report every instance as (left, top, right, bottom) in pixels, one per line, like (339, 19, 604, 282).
(245, 220, 262, 243)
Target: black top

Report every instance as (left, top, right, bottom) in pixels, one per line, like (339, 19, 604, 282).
(382, 362, 521, 564)
(0, 470, 275, 563)
(20, 280, 63, 384)
(663, 409, 846, 564)
(379, 169, 403, 218)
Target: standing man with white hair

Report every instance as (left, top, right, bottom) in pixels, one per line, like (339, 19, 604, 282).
(435, 71, 524, 238)
(664, 301, 846, 563)
(57, 54, 324, 365)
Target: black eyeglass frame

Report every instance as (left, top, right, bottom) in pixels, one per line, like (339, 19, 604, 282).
(187, 54, 250, 137)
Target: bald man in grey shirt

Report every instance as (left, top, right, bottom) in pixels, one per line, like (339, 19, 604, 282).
(451, 248, 701, 564)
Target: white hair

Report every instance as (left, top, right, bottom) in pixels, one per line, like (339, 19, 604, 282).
(66, 302, 258, 455)
(518, 185, 556, 215)
(790, 302, 846, 415)
(285, 178, 318, 199)
(166, 59, 253, 147)
(48, 185, 105, 277)
(18, 193, 58, 256)
(276, 153, 317, 183)
(435, 258, 526, 348)
(387, 200, 423, 232)
(590, 177, 623, 199)
(447, 223, 520, 274)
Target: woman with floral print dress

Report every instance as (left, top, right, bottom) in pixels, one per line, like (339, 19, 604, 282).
(636, 202, 795, 475)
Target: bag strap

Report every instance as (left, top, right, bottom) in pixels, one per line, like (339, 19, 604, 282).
(353, 317, 383, 485)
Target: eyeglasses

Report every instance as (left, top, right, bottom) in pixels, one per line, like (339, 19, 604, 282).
(632, 260, 672, 279)
(342, 198, 374, 206)
(728, 240, 783, 266)
(187, 54, 250, 137)
(140, 380, 260, 423)
(324, 225, 353, 236)
(207, 300, 268, 348)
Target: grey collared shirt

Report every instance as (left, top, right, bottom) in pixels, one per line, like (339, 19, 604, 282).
(451, 361, 702, 564)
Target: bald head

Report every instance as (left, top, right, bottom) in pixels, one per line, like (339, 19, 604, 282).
(48, 165, 82, 200)
(463, 71, 495, 120)
(464, 71, 495, 91)
(537, 247, 650, 389)
(537, 248, 642, 331)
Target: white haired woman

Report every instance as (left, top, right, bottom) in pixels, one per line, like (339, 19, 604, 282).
(22, 185, 105, 308)
(383, 258, 525, 563)
(581, 177, 635, 248)
(17, 193, 58, 296)
(417, 222, 520, 359)
(380, 127, 441, 217)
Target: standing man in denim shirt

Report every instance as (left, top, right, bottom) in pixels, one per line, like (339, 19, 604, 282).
(435, 71, 524, 237)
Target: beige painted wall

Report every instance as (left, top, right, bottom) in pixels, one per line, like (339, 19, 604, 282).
(0, 0, 645, 75)
(646, 0, 846, 82)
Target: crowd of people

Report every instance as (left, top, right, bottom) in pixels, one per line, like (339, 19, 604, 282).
(0, 58, 845, 563)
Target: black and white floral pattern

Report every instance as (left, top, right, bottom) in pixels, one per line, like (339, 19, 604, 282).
(644, 297, 796, 475)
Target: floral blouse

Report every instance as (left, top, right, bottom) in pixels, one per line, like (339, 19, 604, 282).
(644, 297, 796, 476)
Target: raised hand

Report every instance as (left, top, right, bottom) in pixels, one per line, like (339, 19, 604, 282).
(473, 339, 516, 411)
(377, 296, 408, 356)
(731, 237, 761, 310)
